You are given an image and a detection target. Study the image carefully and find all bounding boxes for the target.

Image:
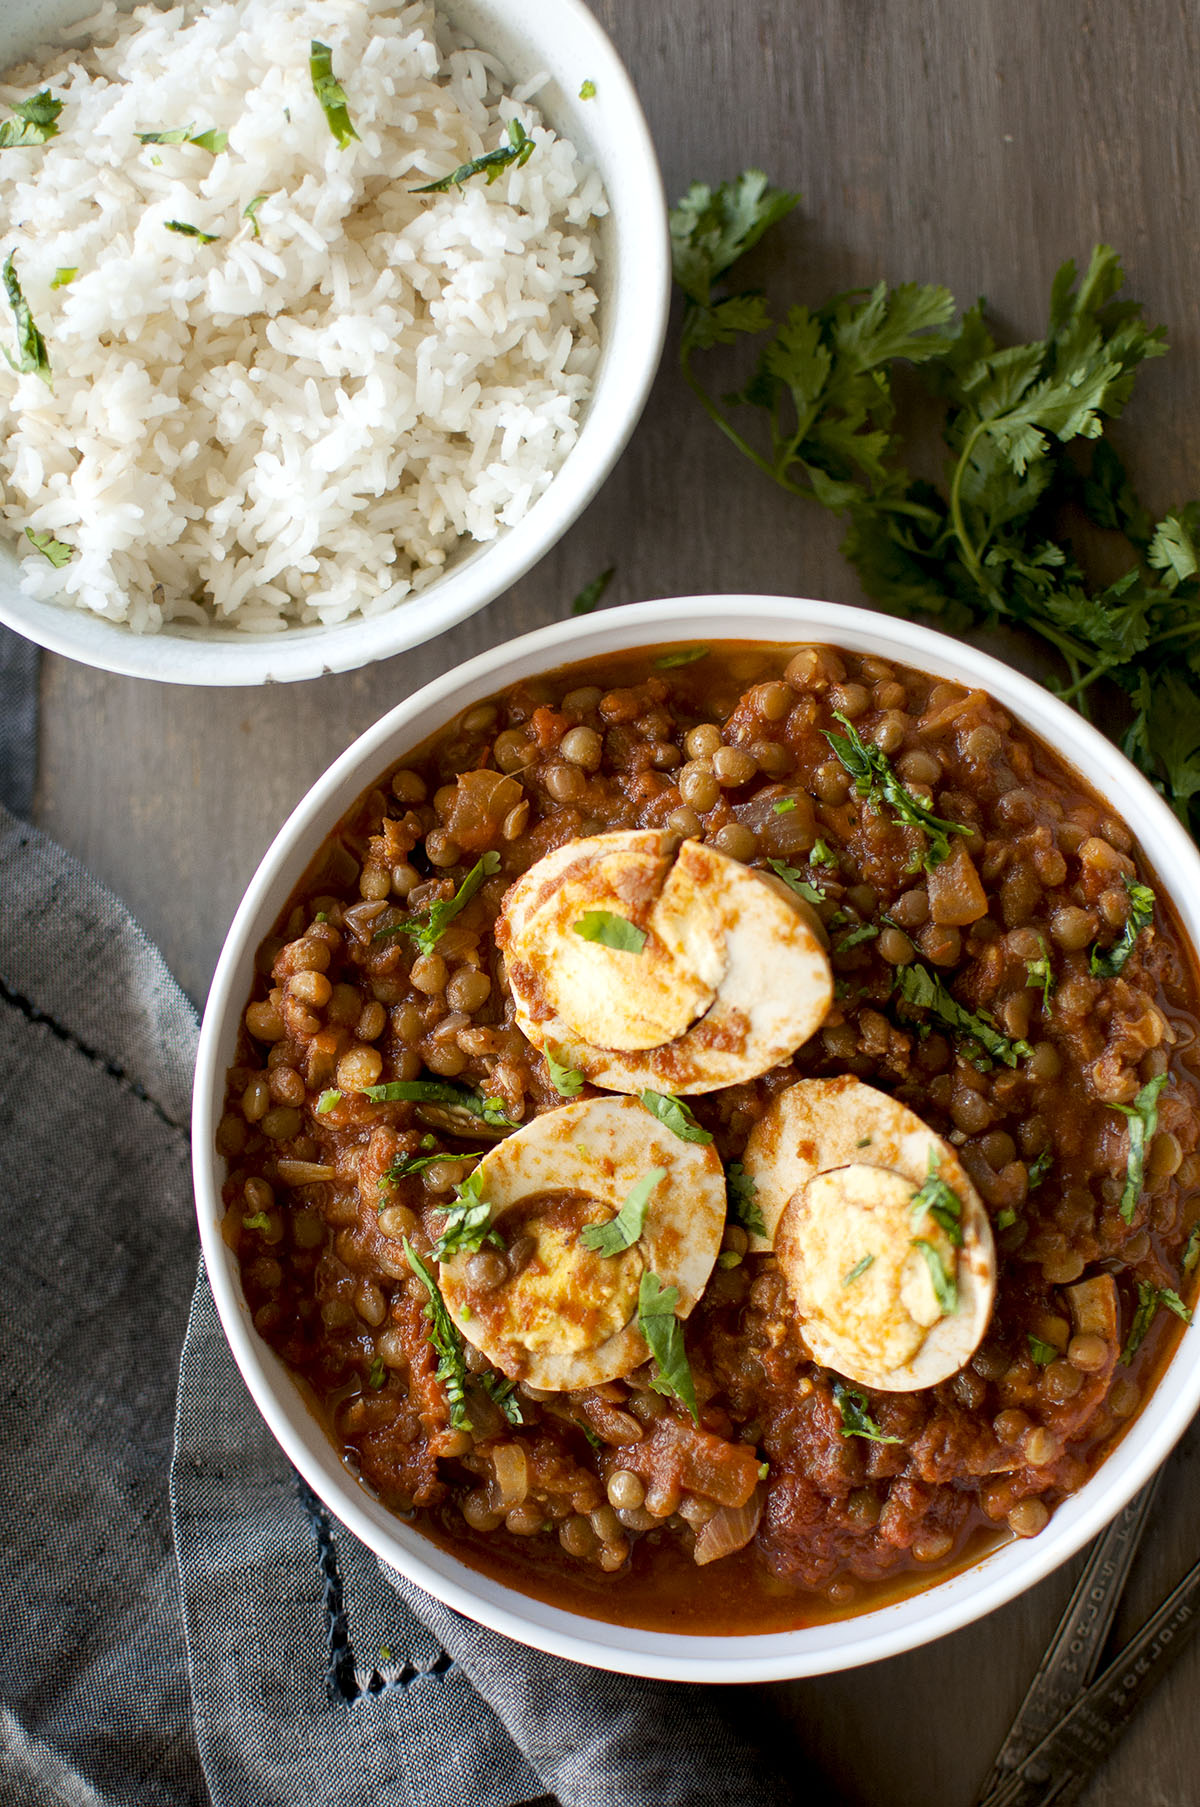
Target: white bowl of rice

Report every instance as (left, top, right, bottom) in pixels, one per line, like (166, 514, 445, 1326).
(0, 0, 667, 684)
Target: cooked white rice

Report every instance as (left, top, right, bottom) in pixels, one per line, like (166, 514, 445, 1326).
(0, 0, 604, 633)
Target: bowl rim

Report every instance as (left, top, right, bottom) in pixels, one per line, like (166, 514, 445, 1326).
(193, 593, 1200, 1679)
(0, 0, 669, 686)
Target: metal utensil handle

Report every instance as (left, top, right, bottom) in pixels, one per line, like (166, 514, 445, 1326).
(976, 1475, 1161, 1799)
(979, 1541, 1200, 1807)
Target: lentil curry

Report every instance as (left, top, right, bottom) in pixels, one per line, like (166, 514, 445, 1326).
(219, 644, 1200, 1633)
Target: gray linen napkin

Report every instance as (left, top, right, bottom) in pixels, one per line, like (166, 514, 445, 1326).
(0, 625, 802, 1807)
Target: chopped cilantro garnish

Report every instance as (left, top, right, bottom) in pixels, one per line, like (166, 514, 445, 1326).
(578, 79, 597, 100)
(772, 797, 797, 814)
(431, 1167, 503, 1262)
(1028, 1147, 1053, 1189)
(242, 1212, 271, 1232)
(413, 118, 534, 192)
(243, 193, 268, 237)
(361, 1076, 515, 1127)
(1027, 1335, 1058, 1366)
(581, 1168, 665, 1256)
(381, 1146, 482, 1194)
(766, 857, 826, 907)
(824, 712, 971, 871)
(833, 1380, 902, 1444)
(1025, 936, 1056, 1011)
(639, 1090, 714, 1144)
(810, 839, 838, 867)
(654, 646, 710, 669)
(137, 125, 227, 153)
(842, 1254, 875, 1286)
(403, 1239, 473, 1427)
(367, 1356, 386, 1389)
(637, 1271, 699, 1422)
(570, 565, 614, 615)
(483, 1372, 524, 1425)
(545, 1046, 585, 1098)
(24, 527, 71, 567)
(373, 851, 500, 954)
(310, 40, 359, 149)
(1089, 875, 1155, 978)
(893, 961, 1032, 1067)
(995, 1206, 1018, 1231)
(0, 91, 63, 150)
(1120, 1279, 1193, 1365)
(757, 1459, 770, 1480)
(1185, 1224, 1200, 1275)
(909, 1149, 964, 1246)
(1113, 1072, 1169, 1222)
(912, 1238, 957, 1314)
(315, 1089, 340, 1114)
(2, 253, 51, 386)
(836, 921, 879, 952)
(572, 909, 646, 953)
(165, 220, 219, 243)
(50, 267, 76, 290)
(726, 1161, 766, 1238)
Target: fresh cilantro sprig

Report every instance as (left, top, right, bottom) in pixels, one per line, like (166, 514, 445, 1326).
(671, 188, 1200, 840)
(1120, 1279, 1192, 1365)
(832, 1380, 902, 1445)
(0, 91, 63, 149)
(1112, 1072, 1169, 1223)
(374, 851, 500, 954)
(581, 1168, 665, 1256)
(823, 713, 971, 871)
(1089, 875, 1155, 978)
(893, 961, 1032, 1068)
(414, 119, 534, 193)
(637, 1271, 699, 1422)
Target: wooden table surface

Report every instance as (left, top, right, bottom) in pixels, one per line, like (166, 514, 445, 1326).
(30, 3, 1200, 1801)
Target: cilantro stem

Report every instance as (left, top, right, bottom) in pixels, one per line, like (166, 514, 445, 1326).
(948, 419, 988, 584)
(679, 338, 800, 495)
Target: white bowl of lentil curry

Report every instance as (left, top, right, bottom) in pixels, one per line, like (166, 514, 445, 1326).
(193, 594, 1200, 1678)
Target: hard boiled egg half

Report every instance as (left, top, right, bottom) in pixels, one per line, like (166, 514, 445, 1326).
(742, 1076, 996, 1390)
(495, 829, 833, 1095)
(438, 1095, 726, 1391)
